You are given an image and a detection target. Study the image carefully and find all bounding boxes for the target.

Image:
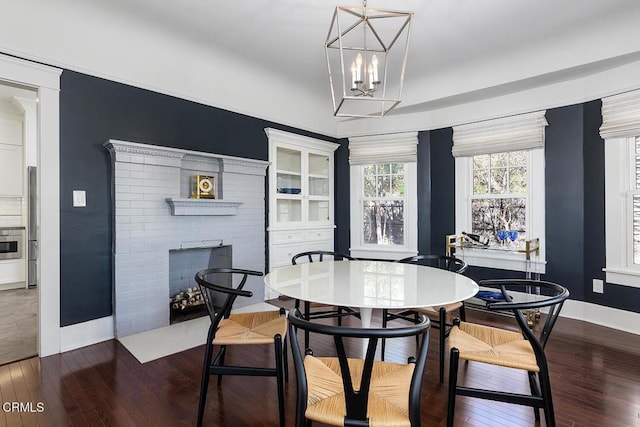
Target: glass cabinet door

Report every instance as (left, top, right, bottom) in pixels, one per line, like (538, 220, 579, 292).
(307, 152, 330, 222)
(308, 153, 330, 196)
(274, 146, 303, 225)
(276, 147, 302, 195)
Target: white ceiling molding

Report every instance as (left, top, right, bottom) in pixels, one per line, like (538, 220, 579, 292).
(348, 132, 418, 165)
(600, 89, 640, 139)
(452, 111, 547, 158)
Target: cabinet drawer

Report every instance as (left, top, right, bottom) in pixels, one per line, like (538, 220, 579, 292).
(305, 229, 333, 241)
(270, 243, 306, 268)
(0, 259, 26, 285)
(270, 230, 305, 244)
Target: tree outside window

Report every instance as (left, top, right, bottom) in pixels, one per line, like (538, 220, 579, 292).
(362, 163, 405, 245)
(471, 151, 527, 245)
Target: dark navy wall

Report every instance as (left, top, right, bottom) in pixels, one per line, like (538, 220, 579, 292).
(59, 70, 337, 326)
(416, 131, 432, 255)
(545, 104, 586, 300)
(429, 128, 456, 255)
(582, 100, 606, 304)
(334, 138, 350, 254)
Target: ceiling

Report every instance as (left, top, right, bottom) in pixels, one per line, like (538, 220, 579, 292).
(3, 0, 640, 136)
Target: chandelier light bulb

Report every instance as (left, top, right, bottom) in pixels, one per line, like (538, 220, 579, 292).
(355, 53, 363, 82)
(368, 63, 375, 90)
(371, 54, 379, 82)
(350, 62, 357, 89)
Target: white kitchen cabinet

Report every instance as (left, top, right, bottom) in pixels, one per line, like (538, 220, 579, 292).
(0, 114, 24, 196)
(0, 144, 23, 196)
(265, 128, 339, 274)
(0, 259, 26, 286)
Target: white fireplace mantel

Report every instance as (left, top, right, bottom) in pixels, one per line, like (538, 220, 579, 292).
(165, 198, 243, 216)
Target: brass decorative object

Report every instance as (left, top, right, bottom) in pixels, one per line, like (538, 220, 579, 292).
(191, 175, 216, 199)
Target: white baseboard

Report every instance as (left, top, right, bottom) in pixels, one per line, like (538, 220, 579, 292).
(560, 299, 640, 335)
(59, 316, 115, 352)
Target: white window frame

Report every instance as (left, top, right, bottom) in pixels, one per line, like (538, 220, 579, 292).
(600, 89, 640, 288)
(603, 135, 640, 288)
(454, 151, 546, 274)
(350, 162, 417, 260)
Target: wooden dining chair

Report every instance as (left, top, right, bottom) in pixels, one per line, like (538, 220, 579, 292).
(291, 250, 360, 349)
(194, 268, 288, 427)
(447, 279, 569, 427)
(288, 308, 431, 427)
(381, 254, 468, 383)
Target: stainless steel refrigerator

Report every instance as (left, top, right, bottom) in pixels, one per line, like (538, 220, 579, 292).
(28, 166, 37, 288)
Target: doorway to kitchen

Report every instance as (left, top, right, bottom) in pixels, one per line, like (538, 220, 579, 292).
(0, 80, 38, 365)
(0, 53, 61, 360)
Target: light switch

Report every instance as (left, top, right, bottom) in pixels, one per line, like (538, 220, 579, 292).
(73, 190, 86, 207)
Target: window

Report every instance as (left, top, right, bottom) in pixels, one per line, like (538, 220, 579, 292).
(453, 112, 547, 272)
(601, 89, 640, 288)
(632, 137, 640, 265)
(603, 134, 640, 287)
(362, 163, 407, 246)
(349, 132, 418, 259)
(470, 151, 527, 245)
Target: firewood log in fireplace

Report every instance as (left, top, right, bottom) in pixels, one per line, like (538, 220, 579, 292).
(171, 287, 205, 311)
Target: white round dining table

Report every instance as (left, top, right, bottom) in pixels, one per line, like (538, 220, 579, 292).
(264, 260, 479, 328)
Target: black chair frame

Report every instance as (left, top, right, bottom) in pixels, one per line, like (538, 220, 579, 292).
(382, 254, 467, 383)
(288, 308, 431, 427)
(291, 250, 361, 348)
(194, 268, 288, 427)
(447, 279, 569, 427)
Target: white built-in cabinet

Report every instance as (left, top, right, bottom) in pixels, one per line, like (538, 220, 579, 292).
(265, 128, 339, 272)
(0, 114, 24, 196)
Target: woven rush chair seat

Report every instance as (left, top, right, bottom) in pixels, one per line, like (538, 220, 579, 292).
(288, 308, 431, 427)
(214, 311, 288, 345)
(448, 321, 539, 372)
(304, 357, 415, 427)
(414, 301, 463, 317)
(446, 279, 569, 427)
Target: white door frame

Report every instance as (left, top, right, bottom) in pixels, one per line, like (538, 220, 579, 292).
(0, 53, 61, 357)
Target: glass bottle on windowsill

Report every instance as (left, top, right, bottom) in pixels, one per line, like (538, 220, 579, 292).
(462, 231, 489, 246)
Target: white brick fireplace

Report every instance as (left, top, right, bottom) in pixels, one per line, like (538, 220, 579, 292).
(105, 140, 269, 337)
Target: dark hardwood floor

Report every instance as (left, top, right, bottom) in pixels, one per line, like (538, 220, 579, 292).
(1, 306, 639, 426)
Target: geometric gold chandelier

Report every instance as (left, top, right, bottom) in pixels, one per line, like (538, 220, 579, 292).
(325, 1, 413, 118)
